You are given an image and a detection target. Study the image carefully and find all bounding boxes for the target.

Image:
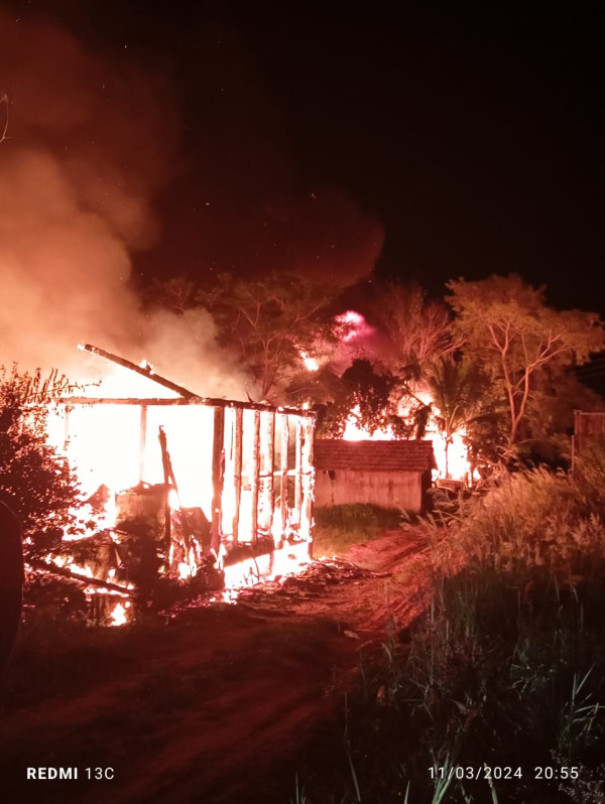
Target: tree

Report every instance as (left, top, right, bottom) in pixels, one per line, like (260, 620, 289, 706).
(426, 357, 490, 478)
(447, 275, 605, 449)
(199, 271, 338, 399)
(365, 281, 454, 379)
(143, 276, 199, 315)
(0, 367, 82, 560)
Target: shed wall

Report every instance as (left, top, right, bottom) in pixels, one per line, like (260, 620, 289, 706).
(314, 468, 423, 512)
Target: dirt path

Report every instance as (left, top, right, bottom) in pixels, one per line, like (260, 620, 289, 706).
(0, 527, 435, 803)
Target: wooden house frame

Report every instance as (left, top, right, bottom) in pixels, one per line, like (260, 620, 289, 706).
(49, 347, 316, 574)
(53, 395, 316, 560)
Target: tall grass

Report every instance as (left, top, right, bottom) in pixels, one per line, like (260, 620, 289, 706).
(434, 466, 605, 581)
(313, 504, 403, 556)
(296, 463, 605, 802)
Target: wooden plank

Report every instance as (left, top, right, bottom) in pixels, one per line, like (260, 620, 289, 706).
(233, 407, 243, 544)
(54, 397, 201, 406)
(211, 407, 226, 554)
(265, 412, 275, 536)
(295, 418, 303, 513)
(279, 414, 289, 542)
(157, 426, 174, 549)
(251, 410, 261, 544)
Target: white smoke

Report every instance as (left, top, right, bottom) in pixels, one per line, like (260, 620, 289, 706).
(0, 10, 250, 399)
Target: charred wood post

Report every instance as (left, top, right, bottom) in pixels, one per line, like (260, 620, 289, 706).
(232, 407, 243, 544)
(259, 412, 276, 537)
(211, 406, 225, 554)
(158, 426, 176, 549)
(251, 410, 261, 544)
(300, 418, 315, 545)
(295, 418, 303, 514)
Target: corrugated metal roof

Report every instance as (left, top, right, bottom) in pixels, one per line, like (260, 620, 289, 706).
(314, 439, 436, 473)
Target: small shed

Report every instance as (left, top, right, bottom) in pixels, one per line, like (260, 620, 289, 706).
(572, 410, 605, 472)
(314, 439, 436, 514)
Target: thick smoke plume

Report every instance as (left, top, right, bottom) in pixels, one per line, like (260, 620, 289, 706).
(0, 10, 384, 401)
(0, 10, 247, 399)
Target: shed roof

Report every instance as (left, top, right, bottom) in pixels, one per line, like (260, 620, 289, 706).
(314, 439, 436, 473)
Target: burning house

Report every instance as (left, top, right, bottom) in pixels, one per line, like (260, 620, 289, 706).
(44, 345, 316, 621)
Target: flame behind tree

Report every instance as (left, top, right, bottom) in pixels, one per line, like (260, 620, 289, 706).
(364, 281, 454, 380)
(309, 359, 407, 439)
(447, 275, 605, 450)
(425, 357, 495, 477)
(199, 271, 339, 400)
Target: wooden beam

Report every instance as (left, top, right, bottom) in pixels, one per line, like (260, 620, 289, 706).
(232, 407, 243, 544)
(265, 412, 275, 537)
(157, 426, 176, 549)
(78, 344, 198, 398)
(54, 396, 317, 416)
(211, 406, 225, 554)
(29, 559, 132, 595)
(295, 418, 303, 513)
(54, 397, 197, 406)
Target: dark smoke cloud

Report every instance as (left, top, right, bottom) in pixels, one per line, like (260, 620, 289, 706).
(143, 16, 384, 287)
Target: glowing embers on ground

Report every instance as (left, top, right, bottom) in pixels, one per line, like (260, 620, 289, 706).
(215, 539, 312, 604)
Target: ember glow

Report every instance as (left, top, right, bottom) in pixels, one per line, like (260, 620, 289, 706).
(342, 405, 396, 442)
(336, 310, 369, 342)
(109, 601, 131, 627)
(300, 351, 319, 372)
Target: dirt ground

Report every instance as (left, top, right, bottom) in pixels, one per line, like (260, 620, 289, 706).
(0, 527, 435, 803)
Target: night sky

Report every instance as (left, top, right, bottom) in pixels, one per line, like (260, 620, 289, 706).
(5, 2, 605, 312)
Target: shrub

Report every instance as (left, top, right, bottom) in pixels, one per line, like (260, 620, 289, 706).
(0, 365, 83, 560)
(439, 466, 605, 581)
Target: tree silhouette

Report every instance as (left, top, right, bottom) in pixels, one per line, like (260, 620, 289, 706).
(448, 275, 605, 449)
